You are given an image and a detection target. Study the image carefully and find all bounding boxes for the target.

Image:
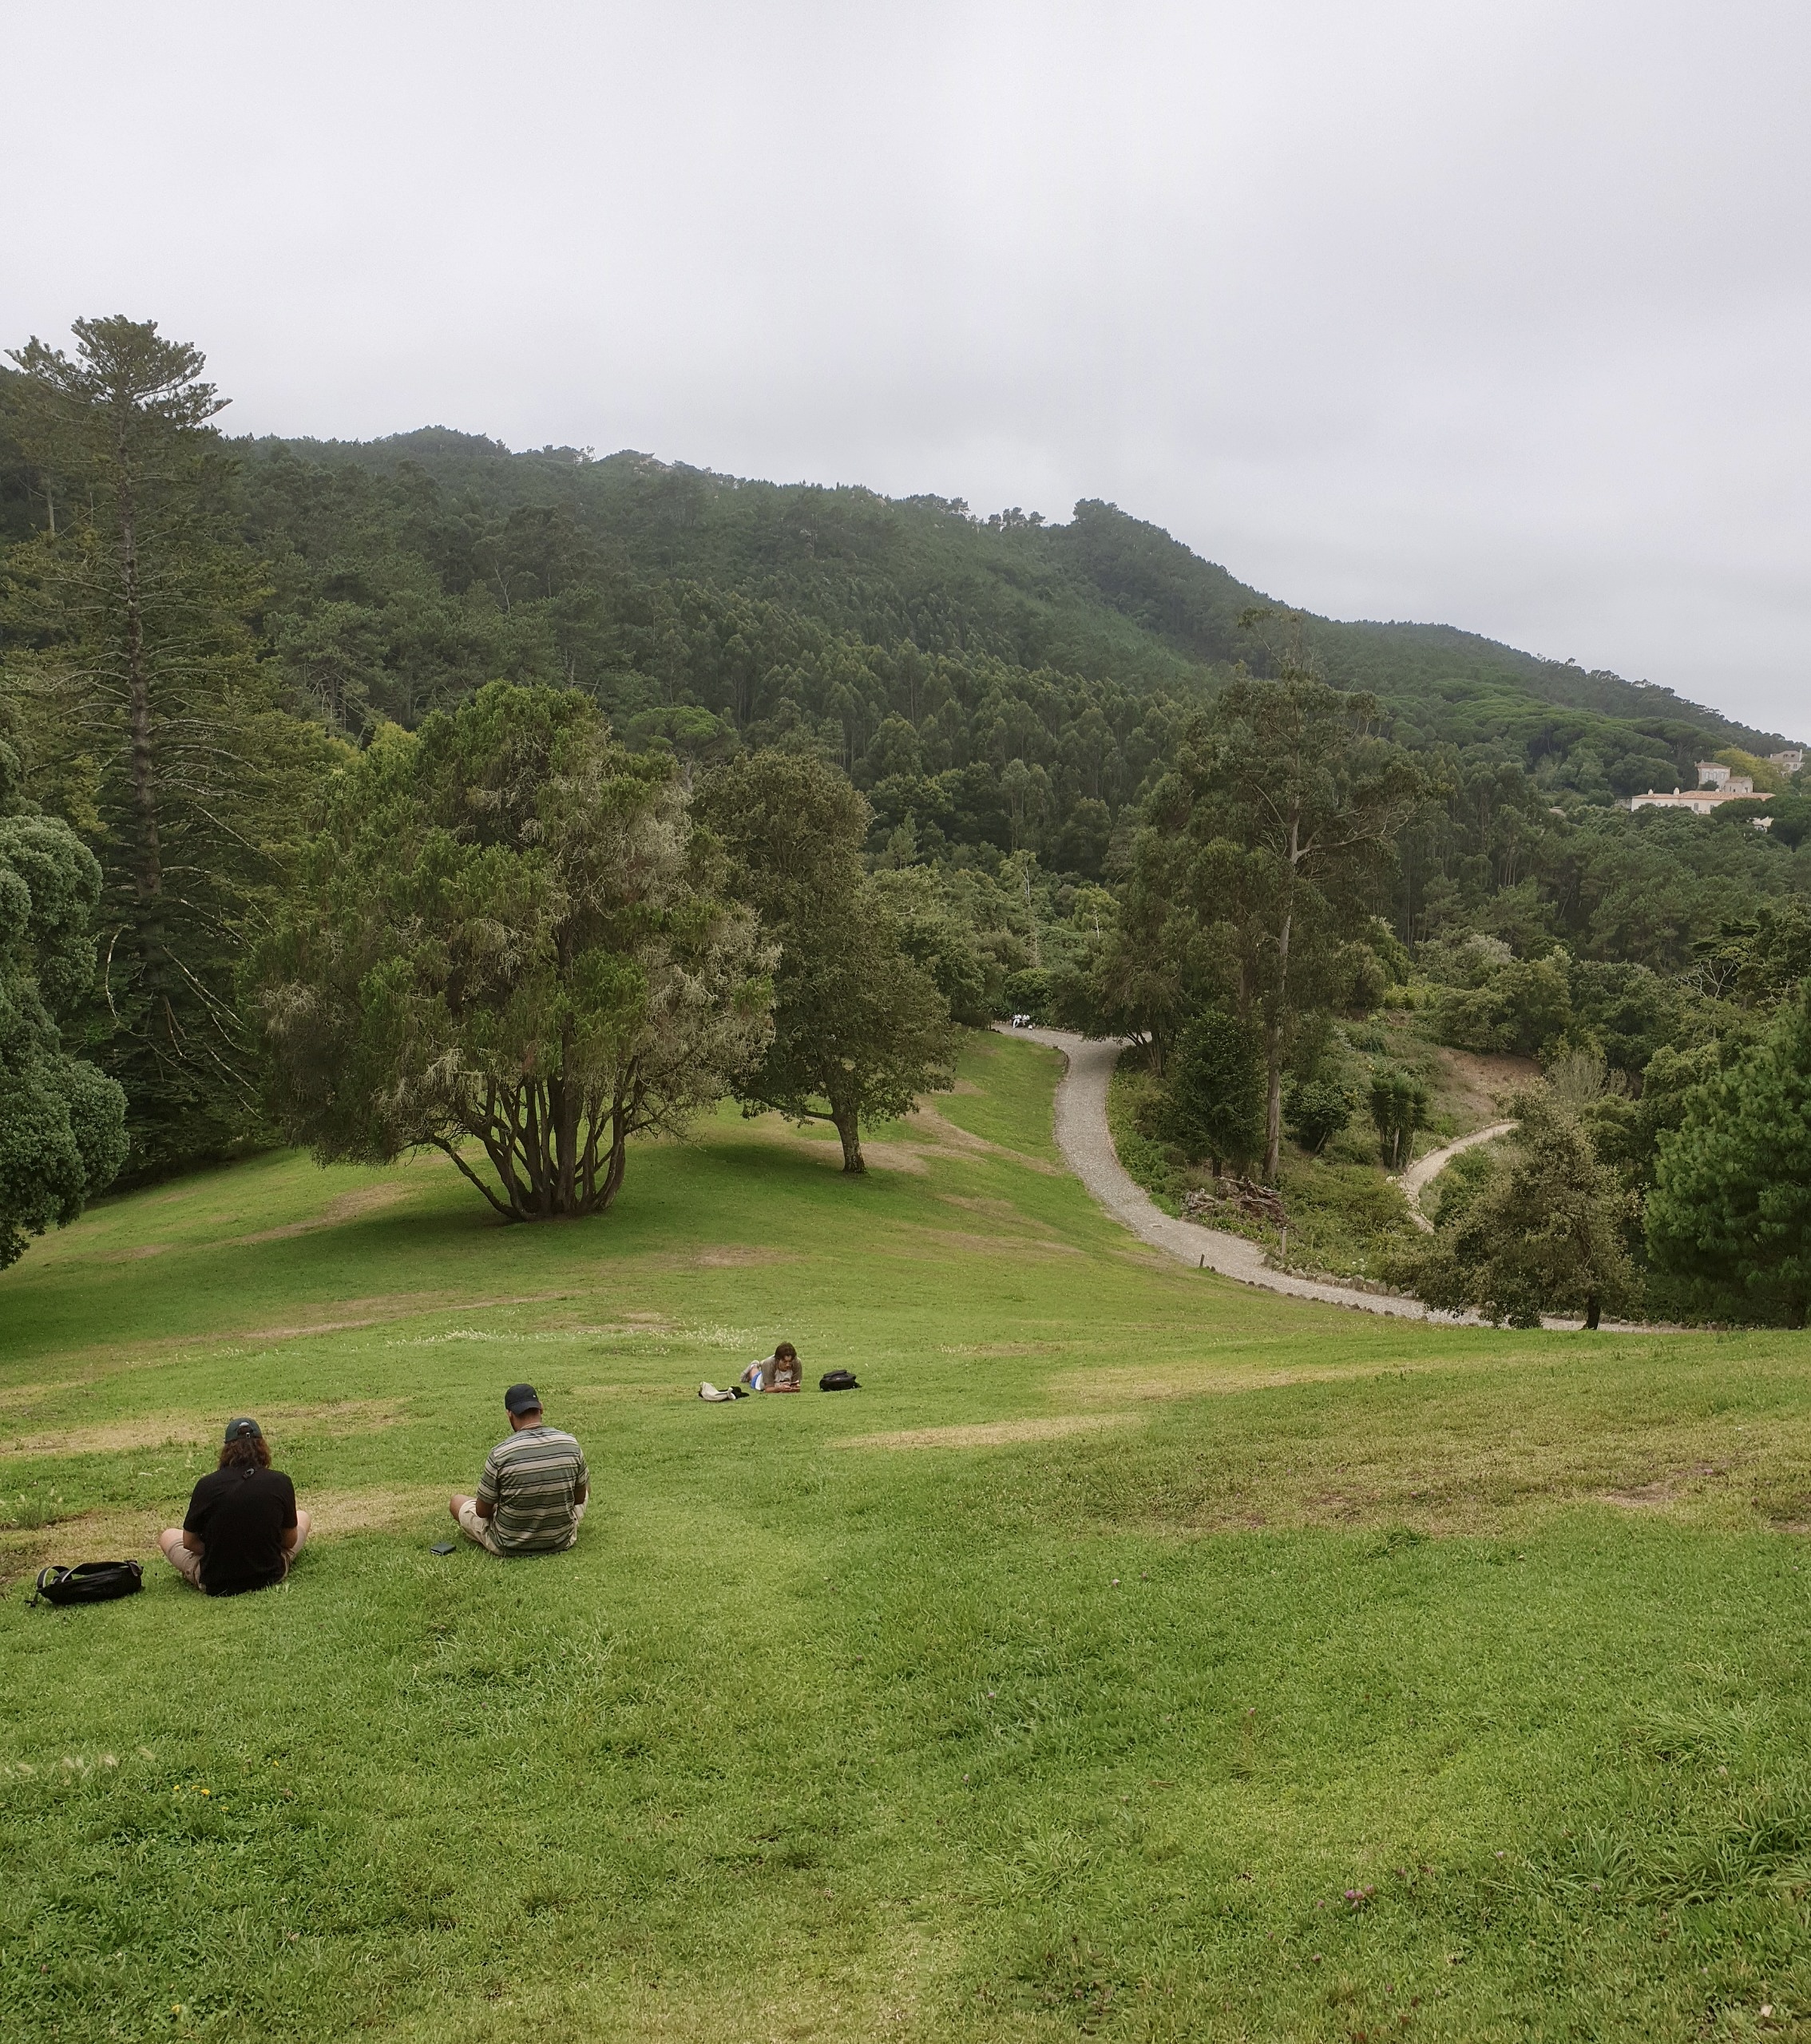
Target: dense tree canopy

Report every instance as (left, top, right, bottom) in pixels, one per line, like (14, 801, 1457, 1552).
(254, 684, 771, 1219)
(1645, 989, 1811, 1326)
(0, 736, 127, 1265)
(695, 751, 955, 1172)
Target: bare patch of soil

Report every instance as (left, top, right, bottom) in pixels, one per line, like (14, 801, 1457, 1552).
(903, 1106, 1062, 1175)
(882, 1226, 1082, 1259)
(1435, 1047, 1541, 1127)
(833, 1415, 1137, 1452)
(1597, 1464, 1722, 1508)
(1, 1399, 409, 1459)
(229, 1180, 415, 1246)
(0, 1484, 446, 1586)
(21, 1290, 581, 1381)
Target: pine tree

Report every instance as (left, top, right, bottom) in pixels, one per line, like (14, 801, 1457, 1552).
(1646, 988, 1811, 1326)
(1, 316, 331, 1174)
(1410, 1090, 1637, 1328)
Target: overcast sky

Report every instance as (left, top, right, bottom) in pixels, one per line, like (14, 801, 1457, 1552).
(5, 2, 1808, 733)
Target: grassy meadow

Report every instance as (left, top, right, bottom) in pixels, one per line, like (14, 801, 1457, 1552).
(3, 1033, 1811, 2042)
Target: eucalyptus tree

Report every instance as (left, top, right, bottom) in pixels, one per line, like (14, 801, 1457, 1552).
(1133, 673, 1422, 1181)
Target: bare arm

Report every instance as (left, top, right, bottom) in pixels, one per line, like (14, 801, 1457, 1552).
(181, 1531, 203, 1555)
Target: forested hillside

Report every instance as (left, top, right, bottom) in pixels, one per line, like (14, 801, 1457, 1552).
(3, 320, 1810, 1322)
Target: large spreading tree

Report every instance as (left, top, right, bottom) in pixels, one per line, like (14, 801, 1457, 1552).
(1646, 988, 1811, 1326)
(253, 683, 771, 1219)
(696, 750, 956, 1172)
(0, 735, 128, 1265)
(1, 316, 331, 1175)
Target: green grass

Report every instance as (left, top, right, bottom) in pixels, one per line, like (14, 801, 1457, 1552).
(4, 1032, 1811, 2041)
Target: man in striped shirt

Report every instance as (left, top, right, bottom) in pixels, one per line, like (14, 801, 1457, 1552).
(450, 1384, 589, 1555)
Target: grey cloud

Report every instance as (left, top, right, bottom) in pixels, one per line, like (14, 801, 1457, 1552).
(4, 0, 1807, 728)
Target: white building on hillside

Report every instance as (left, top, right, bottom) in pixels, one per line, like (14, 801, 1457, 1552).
(1697, 760, 1732, 787)
(1770, 748, 1804, 775)
(1629, 785, 1769, 817)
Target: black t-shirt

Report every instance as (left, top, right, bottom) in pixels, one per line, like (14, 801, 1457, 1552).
(183, 1465, 298, 1597)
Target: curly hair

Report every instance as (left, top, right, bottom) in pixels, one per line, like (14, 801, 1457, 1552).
(219, 1432, 271, 1472)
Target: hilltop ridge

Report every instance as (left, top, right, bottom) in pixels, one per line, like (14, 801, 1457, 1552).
(242, 426, 1789, 759)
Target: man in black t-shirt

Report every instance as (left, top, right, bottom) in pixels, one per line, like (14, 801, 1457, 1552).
(159, 1417, 311, 1596)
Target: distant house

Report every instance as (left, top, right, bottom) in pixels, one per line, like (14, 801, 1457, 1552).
(1629, 785, 1769, 817)
(1696, 761, 1731, 788)
(1769, 747, 1805, 775)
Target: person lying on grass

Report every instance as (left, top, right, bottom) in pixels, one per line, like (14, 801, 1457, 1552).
(741, 1341, 802, 1393)
(160, 1417, 311, 1597)
(449, 1383, 589, 1555)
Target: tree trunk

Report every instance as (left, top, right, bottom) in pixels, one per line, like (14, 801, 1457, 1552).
(1584, 1292, 1602, 1331)
(116, 469, 165, 940)
(834, 1110, 865, 1174)
(1265, 811, 1298, 1186)
(1263, 1016, 1285, 1186)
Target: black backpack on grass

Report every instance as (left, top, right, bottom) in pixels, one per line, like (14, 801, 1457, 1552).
(30, 1561, 143, 1608)
(818, 1369, 860, 1392)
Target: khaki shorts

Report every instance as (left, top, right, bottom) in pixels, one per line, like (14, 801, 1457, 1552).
(165, 1523, 306, 1591)
(457, 1497, 585, 1555)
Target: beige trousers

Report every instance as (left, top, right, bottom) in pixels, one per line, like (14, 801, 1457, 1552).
(456, 1497, 585, 1554)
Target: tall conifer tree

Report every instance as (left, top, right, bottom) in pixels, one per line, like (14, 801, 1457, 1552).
(1, 316, 330, 1173)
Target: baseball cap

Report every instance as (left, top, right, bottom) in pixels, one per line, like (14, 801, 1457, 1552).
(224, 1416, 263, 1444)
(503, 1383, 542, 1415)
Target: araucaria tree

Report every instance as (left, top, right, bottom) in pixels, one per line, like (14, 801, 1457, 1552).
(696, 751, 956, 1172)
(253, 683, 772, 1220)
(1646, 987, 1811, 1326)
(0, 735, 128, 1265)
(1409, 1090, 1637, 1329)
(2, 316, 331, 1175)
(1129, 671, 1421, 1181)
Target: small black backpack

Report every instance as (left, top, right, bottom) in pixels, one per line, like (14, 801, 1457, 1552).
(818, 1369, 860, 1392)
(30, 1561, 144, 1608)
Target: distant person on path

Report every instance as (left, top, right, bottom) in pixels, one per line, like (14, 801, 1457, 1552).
(160, 1418, 311, 1596)
(741, 1341, 802, 1393)
(450, 1384, 588, 1555)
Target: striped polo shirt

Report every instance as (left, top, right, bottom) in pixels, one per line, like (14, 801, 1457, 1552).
(475, 1424, 588, 1553)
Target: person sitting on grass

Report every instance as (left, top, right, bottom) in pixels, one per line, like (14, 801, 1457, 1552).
(449, 1383, 588, 1555)
(160, 1417, 311, 1596)
(741, 1341, 802, 1393)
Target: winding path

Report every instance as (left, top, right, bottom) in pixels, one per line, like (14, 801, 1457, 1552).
(1010, 1027, 1440, 1320)
(1397, 1121, 1518, 1233)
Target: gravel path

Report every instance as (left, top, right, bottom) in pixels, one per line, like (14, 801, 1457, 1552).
(1010, 1027, 1440, 1320)
(1397, 1120, 1519, 1233)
